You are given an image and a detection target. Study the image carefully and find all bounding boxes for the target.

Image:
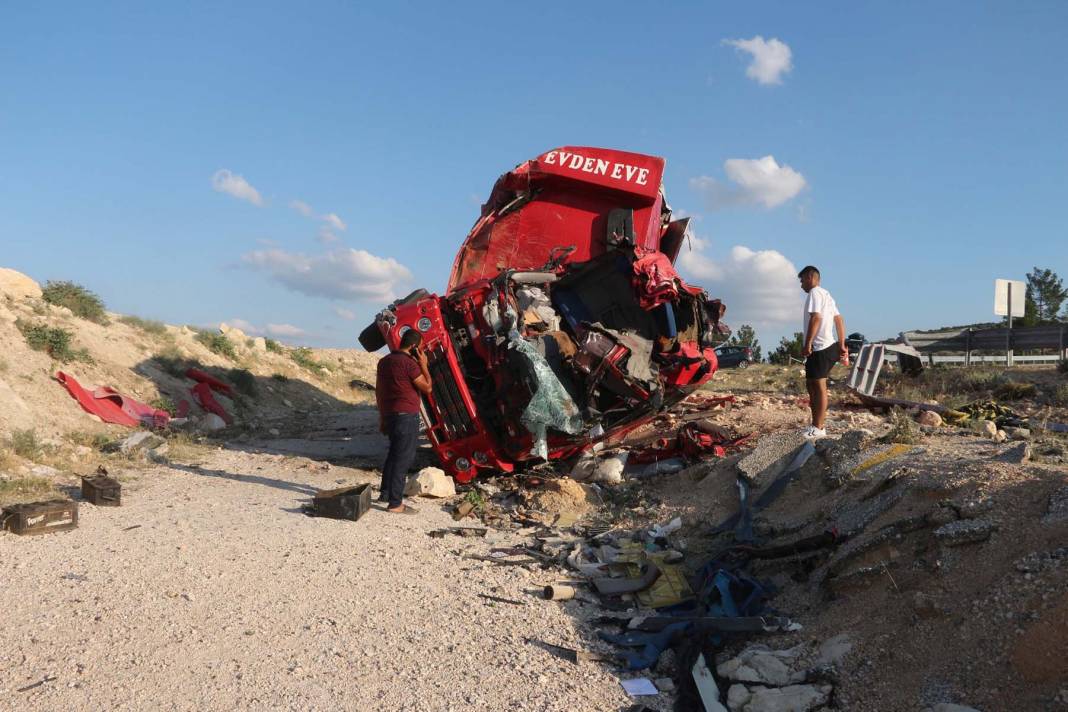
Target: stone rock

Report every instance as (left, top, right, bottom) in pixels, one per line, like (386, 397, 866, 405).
(954, 497, 994, 519)
(252, 337, 267, 353)
(816, 634, 852, 666)
(120, 431, 165, 453)
(976, 420, 997, 439)
(999, 442, 1031, 464)
(0, 303, 17, 325)
(569, 455, 597, 482)
(219, 323, 249, 342)
(1005, 427, 1031, 441)
(146, 443, 170, 464)
(590, 452, 627, 484)
(916, 410, 942, 428)
(30, 464, 59, 477)
(726, 683, 832, 712)
(0, 267, 43, 300)
(198, 414, 228, 432)
(927, 704, 983, 712)
(404, 467, 456, 498)
(993, 430, 1007, 444)
(717, 645, 805, 687)
(1043, 486, 1068, 525)
(935, 518, 994, 546)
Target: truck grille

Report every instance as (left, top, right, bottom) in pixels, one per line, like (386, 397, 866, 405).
(424, 346, 474, 441)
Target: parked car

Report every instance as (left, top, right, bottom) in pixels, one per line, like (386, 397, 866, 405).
(714, 345, 753, 369)
(360, 146, 729, 482)
(845, 332, 867, 358)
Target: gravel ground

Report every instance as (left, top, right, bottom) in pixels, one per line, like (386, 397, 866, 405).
(0, 446, 644, 711)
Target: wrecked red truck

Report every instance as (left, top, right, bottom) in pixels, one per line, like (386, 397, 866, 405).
(360, 147, 728, 483)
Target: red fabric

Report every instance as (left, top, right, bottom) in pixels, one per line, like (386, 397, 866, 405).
(186, 368, 234, 395)
(176, 400, 191, 418)
(632, 250, 680, 309)
(56, 371, 170, 428)
(376, 352, 422, 415)
(191, 382, 233, 424)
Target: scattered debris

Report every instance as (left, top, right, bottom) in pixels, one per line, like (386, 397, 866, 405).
(428, 527, 487, 538)
(620, 677, 659, 697)
(309, 484, 372, 522)
(2, 499, 78, 535)
(81, 468, 121, 506)
(56, 371, 170, 428)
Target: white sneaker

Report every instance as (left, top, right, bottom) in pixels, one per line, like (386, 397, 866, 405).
(801, 425, 827, 440)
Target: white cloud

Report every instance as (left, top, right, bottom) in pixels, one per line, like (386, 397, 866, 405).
(690, 156, 807, 210)
(266, 323, 305, 338)
(333, 306, 357, 320)
(241, 247, 413, 303)
(317, 226, 340, 244)
(222, 318, 306, 339)
(211, 169, 263, 206)
(723, 36, 793, 85)
(677, 241, 800, 326)
(290, 199, 314, 217)
(322, 213, 346, 231)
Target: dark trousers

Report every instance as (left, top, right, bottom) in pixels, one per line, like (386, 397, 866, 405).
(380, 413, 420, 508)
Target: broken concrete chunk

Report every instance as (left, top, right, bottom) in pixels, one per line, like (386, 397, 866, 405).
(934, 519, 995, 546)
(737, 432, 807, 483)
(1043, 486, 1068, 525)
(726, 683, 832, 712)
(120, 431, 166, 453)
(976, 420, 998, 439)
(591, 452, 627, 484)
(716, 644, 805, 687)
(404, 467, 456, 498)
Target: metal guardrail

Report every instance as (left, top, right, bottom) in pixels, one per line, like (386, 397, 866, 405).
(928, 354, 1061, 365)
(902, 325, 1067, 353)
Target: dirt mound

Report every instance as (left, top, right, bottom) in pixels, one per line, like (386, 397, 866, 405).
(525, 477, 595, 518)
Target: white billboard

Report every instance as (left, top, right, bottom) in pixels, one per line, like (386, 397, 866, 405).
(994, 279, 1025, 318)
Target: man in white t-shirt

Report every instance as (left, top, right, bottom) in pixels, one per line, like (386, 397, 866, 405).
(798, 265, 848, 439)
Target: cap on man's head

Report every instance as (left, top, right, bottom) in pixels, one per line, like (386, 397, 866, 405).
(798, 265, 821, 279)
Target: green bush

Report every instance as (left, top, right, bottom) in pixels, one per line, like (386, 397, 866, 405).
(150, 396, 178, 416)
(290, 347, 326, 374)
(41, 280, 108, 324)
(8, 429, 42, 459)
(194, 330, 238, 361)
(265, 339, 284, 354)
(120, 315, 167, 335)
(882, 407, 920, 445)
(227, 368, 258, 397)
(16, 319, 92, 363)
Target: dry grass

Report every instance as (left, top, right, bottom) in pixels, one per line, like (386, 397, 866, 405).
(0, 476, 57, 505)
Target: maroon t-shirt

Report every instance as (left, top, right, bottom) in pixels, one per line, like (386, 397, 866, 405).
(376, 352, 422, 415)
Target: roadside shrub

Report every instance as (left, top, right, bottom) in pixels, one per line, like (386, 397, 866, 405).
(16, 319, 92, 363)
(120, 315, 167, 335)
(290, 347, 326, 374)
(1052, 384, 1068, 408)
(150, 396, 178, 416)
(67, 430, 113, 451)
(0, 476, 56, 503)
(194, 330, 238, 361)
(882, 407, 920, 445)
(265, 339, 284, 354)
(41, 280, 108, 324)
(154, 347, 193, 378)
(228, 368, 258, 397)
(8, 429, 42, 459)
(993, 380, 1038, 401)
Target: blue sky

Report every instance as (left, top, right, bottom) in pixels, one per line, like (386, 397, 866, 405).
(2, 2, 1066, 351)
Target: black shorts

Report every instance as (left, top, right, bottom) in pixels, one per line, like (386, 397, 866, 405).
(805, 343, 841, 380)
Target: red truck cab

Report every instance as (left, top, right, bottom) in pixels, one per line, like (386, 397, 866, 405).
(361, 147, 728, 482)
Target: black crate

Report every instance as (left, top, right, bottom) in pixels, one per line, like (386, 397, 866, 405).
(82, 475, 121, 506)
(312, 484, 372, 522)
(2, 499, 79, 536)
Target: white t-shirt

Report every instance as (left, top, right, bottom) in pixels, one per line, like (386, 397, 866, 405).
(803, 286, 840, 352)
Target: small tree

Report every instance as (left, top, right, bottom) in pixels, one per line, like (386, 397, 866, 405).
(728, 324, 763, 362)
(1024, 267, 1068, 324)
(769, 332, 805, 365)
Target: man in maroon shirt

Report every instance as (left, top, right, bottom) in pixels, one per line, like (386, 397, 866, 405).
(375, 329, 432, 514)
